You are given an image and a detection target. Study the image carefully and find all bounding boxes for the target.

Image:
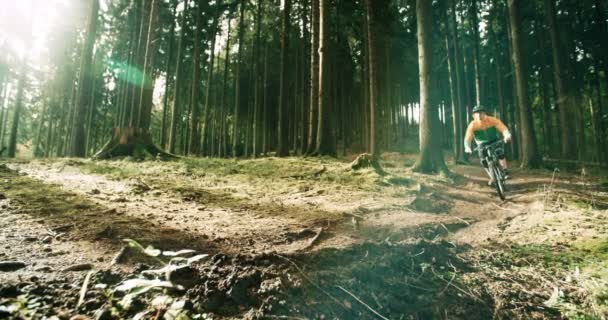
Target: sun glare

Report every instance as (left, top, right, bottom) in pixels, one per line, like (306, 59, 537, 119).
(0, 0, 80, 69)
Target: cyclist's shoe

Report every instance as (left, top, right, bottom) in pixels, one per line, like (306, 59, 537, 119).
(488, 179, 494, 186)
(503, 169, 510, 180)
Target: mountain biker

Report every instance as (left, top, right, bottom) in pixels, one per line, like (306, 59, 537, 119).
(464, 105, 512, 185)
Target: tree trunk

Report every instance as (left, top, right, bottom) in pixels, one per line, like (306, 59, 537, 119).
(447, 0, 465, 163)
(161, 2, 177, 149)
(314, 0, 335, 156)
(252, 0, 263, 158)
(507, 0, 541, 168)
(232, 0, 245, 157)
(307, 0, 320, 155)
(94, 0, 168, 159)
(412, 0, 449, 175)
(544, 0, 577, 159)
(219, 16, 233, 158)
(365, 0, 378, 159)
(8, 56, 28, 158)
(201, 1, 223, 156)
(168, 0, 189, 154)
(277, 0, 292, 157)
(188, 0, 204, 155)
(471, 0, 482, 106)
(70, 0, 99, 157)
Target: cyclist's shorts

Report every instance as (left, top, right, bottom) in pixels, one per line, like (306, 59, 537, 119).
(478, 142, 506, 168)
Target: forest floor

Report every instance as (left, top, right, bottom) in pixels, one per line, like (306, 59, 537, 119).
(1, 154, 608, 319)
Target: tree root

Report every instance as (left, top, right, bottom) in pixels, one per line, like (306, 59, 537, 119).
(92, 128, 175, 160)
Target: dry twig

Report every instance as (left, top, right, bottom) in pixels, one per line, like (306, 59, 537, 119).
(335, 285, 391, 320)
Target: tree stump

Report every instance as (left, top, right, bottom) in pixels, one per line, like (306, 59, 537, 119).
(350, 153, 384, 175)
(93, 127, 174, 160)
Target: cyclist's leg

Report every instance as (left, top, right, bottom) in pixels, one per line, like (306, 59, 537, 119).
(495, 145, 509, 178)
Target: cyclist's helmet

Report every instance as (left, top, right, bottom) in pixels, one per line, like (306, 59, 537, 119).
(472, 105, 487, 114)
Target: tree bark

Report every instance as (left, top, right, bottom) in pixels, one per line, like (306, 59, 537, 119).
(70, 0, 99, 157)
(507, 0, 541, 168)
(412, 0, 449, 175)
(168, 0, 190, 154)
(365, 0, 378, 159)
(447, 0, 465, 163)
(307, 0, 320, 155)
(161, 2, 177, 149)
(219, 15, 233, 158)
(252, 0, 263, 158)
(232, 0, 245, 157)
(544, 0, 577, 159)
(277, 0, 292, 156)
(188, 0, 204, 155)
(314, 0, 335, 156)
(471, 0, 482, 106)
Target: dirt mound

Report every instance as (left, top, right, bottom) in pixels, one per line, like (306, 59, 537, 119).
(272, 240, 494, 319)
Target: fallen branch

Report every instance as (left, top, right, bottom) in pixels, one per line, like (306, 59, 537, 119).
(77, 271, 94, 308)
(335, 285, 390, 320)
(274, 254, 347, 310)
(342, 212, 365, 220)
(452, 216, 471, 226)
(490, 203, 519, 213)
(285, 166, 327, 179)
(111, 246, 128, 266)
(300, 227, 324, 251)
(431, 267, 484, 303)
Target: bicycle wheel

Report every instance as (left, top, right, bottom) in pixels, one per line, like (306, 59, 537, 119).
(491, 164, 506, 201)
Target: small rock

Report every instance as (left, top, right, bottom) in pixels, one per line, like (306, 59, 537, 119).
(63, 264, 93, 272)
(24, 236, 38, 242)
(93, 308, 112, 320)
(167, 266, 199, 289)
(89, 189, 101, 195)
(0, 261, 26, 272)
(42, 236, 53, 244)
(35, 266, 52, 272)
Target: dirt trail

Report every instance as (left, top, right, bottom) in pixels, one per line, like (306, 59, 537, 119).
(1, 158, 607, 319)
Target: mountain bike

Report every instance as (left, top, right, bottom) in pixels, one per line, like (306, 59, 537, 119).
(475, 140, 507, 201)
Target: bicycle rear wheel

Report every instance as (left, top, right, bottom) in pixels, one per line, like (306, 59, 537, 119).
(491, 164, 506, 201)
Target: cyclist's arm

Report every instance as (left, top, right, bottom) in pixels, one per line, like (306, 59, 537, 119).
(491, 117, 512, 142)
(464, 122, 475, 153)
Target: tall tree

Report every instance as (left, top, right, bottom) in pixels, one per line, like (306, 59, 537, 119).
(412, 0, 449, 175)
(543, 0, 577, 159)
(471, 0, 482, 106)
(365, 0, 378, 159)
(306, 0, 320, 155)
(188, 0, 203, 155)
(507, 0, 541, 168)
(447, 0, 465, 163)
(70, 0, 100, 157)
(161, 2, 177, 149)
(277, 0, 292, 156)
(314, 0, 335, 155)
(201, 0, 223, 155)
(168, 0, 190, 154)
(7, 60, 27, 158)
(94, 0, 167, 158)
(232, 0, 245, 157)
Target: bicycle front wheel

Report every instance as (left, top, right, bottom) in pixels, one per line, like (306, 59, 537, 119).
(491, 163, 506, 201)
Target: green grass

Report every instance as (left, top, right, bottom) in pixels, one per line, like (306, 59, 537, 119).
(0, 164, 97, 217)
